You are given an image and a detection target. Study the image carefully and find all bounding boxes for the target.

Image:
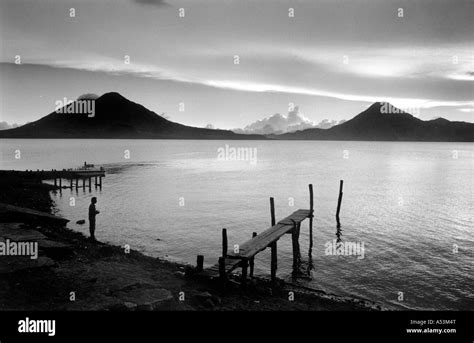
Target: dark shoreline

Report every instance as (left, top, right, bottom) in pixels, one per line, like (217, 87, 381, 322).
(0, 173, 385, 311)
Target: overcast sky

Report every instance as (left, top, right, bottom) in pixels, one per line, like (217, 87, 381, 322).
(0, 0, 472, 128)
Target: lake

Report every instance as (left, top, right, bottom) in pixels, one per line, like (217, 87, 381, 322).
(1, 139, 473, 310)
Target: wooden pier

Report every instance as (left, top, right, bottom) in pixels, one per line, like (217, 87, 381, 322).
(200, 184, 315, 286)
(0, 168, 105, 190)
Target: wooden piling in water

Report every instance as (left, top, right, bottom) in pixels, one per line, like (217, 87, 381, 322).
(196, 255, 204, 272)
(269, 197, 277, 282)
(54, 178, 57, 187)
(218, 257, 226, 283)
(309, 184, 314, 247)
(270, 197, 276, 226)
(82, 178, 86, 190)
(249, 232, 257, 277)
(59, 178, 62, 188)
(336, 180, 344, 228)
(88, 177, 92, 190)
(271, 242, 277, 282)
(241, 259, 248, 288)
(291, 222, 301, 270)
(222, 228, 228, 258)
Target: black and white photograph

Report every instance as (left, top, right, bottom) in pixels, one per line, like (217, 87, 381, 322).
(0, 0, 472, 339)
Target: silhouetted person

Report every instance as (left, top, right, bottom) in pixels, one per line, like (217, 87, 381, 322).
(88, 197, 100, 241)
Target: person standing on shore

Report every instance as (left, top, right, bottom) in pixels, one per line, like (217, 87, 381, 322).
(88, 197, 100, 241)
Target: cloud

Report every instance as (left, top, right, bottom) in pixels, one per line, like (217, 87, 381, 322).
(315, 119, 346, 129)
(234, 106, 346, 135)
(0, 121, 19, 130)
(205, 78, 474, 110)
(15, 57, 474, 112)
(77, 93, 99, 100)
(133, 0, 169, 6)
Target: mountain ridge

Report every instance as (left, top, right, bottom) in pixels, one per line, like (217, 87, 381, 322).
(0, 92, 264, 140)
(1, 94, 472, 141)
(274, 102, 474, 142)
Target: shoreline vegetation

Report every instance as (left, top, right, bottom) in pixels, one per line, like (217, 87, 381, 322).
(0, 172, 386, 311)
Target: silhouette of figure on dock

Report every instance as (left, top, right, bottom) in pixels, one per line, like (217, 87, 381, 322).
(88, 197, 100, 241)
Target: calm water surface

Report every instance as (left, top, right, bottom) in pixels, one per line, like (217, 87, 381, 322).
(1, 139, 473, 310)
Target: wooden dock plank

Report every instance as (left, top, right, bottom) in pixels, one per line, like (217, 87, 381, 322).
(278, 209, 311, 224)
(227, 209, 311, 259)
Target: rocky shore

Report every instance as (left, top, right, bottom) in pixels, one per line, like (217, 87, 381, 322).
(0, 173, 384, 311)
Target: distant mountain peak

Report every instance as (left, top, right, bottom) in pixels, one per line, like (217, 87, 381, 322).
(276, 101, 474, 142)
(99, 92, 128, 101)
(0, 92, 264, 139)
(362, 102, 411, 117)
(368, 101, 386, 110)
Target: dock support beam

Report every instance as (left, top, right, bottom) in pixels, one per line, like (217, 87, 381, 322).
(291, 221, 301, 272)
(336, 180, 344, 228)
(241, 259, 248, 288)
(269, 197, 277, 282)
(249, 232, 257, 277)
(271, 242, 277, 282)
(222, 228, 228, 258)
(82, 178, 86, 190)
(88, 177, 92, 191)
(218, 257, 227, 287)
(309, 184, 314, 247)
(59, 178, 62, 188)
(196, 255, 204, 273)
(54, 178, 57, 187)
(75, 178, 79, 190)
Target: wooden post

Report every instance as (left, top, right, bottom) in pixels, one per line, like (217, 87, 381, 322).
(82, 178, 86, 189)
(271, 242, 277, 282)
(59, 178, 62, 188)
(292, 222, 301, 270)
(54, 178, 57, 187)
(336, 180, 344, 228)
(309, 184, 314, 247)
(88, 177, 92, 190)
(70, 179, 73, 189)
(95, 176, 98, 187)
(99, 176, 102, 187)
(75, 178, 79, 190)
(270, 197, 276, 226)
(218, 257, 226, 284)
(269, 197, 277, 282)
(196, 255, 204, 272)
(222, 228, 228, 258)
(249, 232, 257, 277)
(291, 222, 297, 267)
(241, 259, 248, 288)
